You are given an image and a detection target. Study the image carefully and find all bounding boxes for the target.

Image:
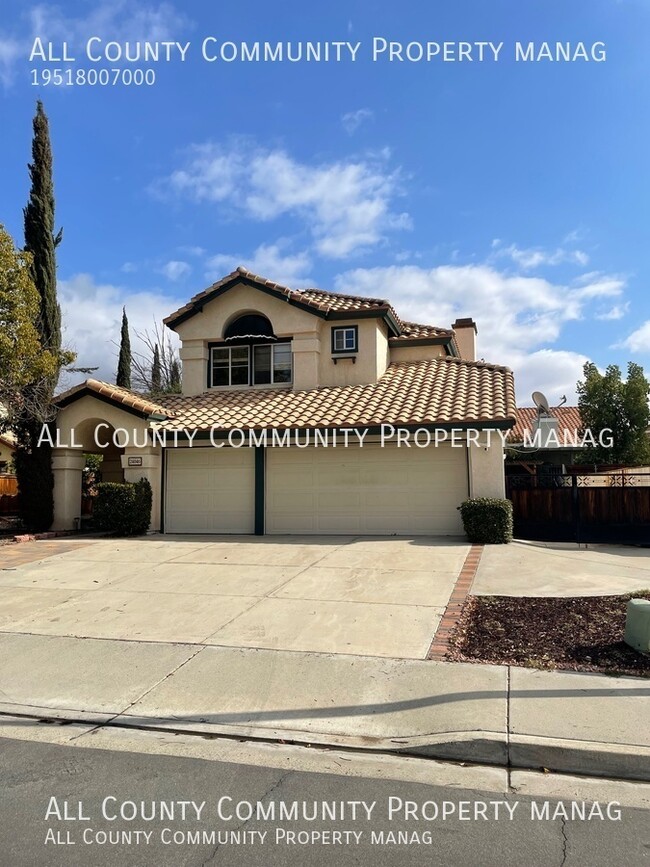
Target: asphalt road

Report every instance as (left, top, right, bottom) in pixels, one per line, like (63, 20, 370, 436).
(1, 734, 649, 866)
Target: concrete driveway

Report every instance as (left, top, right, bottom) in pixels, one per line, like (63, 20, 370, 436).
(473, 540, 650, 597)
(0, 536, 468, 659)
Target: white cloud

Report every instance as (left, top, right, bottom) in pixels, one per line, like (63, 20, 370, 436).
(178, 245, 206, 257)
(0, 1, 190, 86)
(205, 242, 312, 287)
(58, 273, 182, 385)
(341, 108, 374, 135)
(159, 259, 191, 281)
(159, 140, 409, 258)
(595, 302, 629, 321)
(334, 264, 625, 404)
(617, 320, 650, 353)
(491, 241, 589, 270)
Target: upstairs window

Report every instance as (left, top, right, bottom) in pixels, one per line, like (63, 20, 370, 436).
(211, 346, 250, 386)
(331, 326, 358, 354)
(253, 344, 292, 384)
(210, 343, 292, 387)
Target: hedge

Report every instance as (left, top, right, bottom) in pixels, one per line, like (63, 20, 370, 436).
(458, 497, 513, 544)
(93, 478, 152, 536)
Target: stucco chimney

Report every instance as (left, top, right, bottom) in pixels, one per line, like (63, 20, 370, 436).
(452, 318, 477, 361)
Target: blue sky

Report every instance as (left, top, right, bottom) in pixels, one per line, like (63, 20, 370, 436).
(1, 0, 648, 403)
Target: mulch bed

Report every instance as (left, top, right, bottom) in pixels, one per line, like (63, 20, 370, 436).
(447, 592, 650, 678)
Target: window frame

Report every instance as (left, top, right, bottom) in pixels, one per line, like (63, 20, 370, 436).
(208, 341, 293, 388)
(331, 325, 359, 355)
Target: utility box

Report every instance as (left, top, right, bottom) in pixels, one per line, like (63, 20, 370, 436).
(624, 599, 650, 654)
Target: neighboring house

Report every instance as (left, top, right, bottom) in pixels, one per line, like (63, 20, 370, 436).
(507, 406, 583, 473)
(0, 432, 16, 473)
(52, 267, 516, 535)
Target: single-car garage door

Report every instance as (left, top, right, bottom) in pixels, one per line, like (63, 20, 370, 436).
(165, 447, 254, 533)
(266, 444, 468, 535)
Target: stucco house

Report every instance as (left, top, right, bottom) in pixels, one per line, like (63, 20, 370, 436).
(52, 267, 516, 535)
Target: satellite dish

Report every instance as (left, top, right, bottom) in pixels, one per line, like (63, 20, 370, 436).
(532, 391, 551, 416)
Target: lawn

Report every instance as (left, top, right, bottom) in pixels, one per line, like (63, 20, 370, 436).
(448, 592, 650, 677)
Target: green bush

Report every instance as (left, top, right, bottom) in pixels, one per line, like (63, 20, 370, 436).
(459, 497, 513, 544)
(94, 478, 152, 536)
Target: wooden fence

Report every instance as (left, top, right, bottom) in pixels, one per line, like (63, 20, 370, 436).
(0, 475, 18, 496)
(506, 473, 650, 543)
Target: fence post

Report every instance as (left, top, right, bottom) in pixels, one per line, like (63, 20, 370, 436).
(572, 474, 580, 543)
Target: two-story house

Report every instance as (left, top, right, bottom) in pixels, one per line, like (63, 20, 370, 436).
(52, 267, 516, 535)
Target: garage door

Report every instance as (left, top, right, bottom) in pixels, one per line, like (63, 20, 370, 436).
(266, 444, 468, 535)
(165, 448, 254, 533)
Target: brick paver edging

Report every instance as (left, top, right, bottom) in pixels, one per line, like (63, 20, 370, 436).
(427, 543, 483, 660)
(13, 530, 79, 543)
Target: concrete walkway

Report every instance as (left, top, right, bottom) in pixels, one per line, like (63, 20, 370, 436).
(1, 632, 648, 782)
(473, 540, 650, 596)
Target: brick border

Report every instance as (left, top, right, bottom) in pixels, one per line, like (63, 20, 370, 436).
(427, 543, 483, 660)
(13, 530, 79, 543)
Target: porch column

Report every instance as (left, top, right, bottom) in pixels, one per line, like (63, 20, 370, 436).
(121, 445, 162, 533)
(52, 447, 85, 531)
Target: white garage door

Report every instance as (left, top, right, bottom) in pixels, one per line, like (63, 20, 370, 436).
(266, 444, 468, 535)
(165, 448, 254, 533)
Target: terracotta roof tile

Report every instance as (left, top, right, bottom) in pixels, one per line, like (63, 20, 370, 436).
(508, 406, 582, 443)
(164, 268, 460, 347)
(54, 379, 176, 418)
(155, 357, 516, 433)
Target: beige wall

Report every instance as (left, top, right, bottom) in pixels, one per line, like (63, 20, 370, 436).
(389, 344, 447, 363)
(468, 433, 506, 499)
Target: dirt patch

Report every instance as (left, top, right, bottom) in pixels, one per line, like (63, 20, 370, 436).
(448, 592, 650, 677)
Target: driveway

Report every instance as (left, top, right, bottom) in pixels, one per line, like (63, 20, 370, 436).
(0, 536, 468, 659)
(473, 540, 650, 597)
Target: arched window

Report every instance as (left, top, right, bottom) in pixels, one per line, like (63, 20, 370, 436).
(224, 314, 275, 342)
(210, 313, 292, 387)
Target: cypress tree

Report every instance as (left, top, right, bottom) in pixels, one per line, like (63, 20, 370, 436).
(15, 101, 64, 531)
(24, 100, 62, 366)
(151, 345, 162, 392)
(116, 307, 132, 388)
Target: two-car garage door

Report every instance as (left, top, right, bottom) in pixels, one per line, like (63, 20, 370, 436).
(165, 445, 468, 535)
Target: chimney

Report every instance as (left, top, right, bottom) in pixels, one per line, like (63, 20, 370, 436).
(452, 318, 477, 361)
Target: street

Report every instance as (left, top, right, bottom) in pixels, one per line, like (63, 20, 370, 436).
(1, 719, 649, 866)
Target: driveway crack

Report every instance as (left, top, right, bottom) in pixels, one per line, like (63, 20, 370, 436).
(71, 643, 207, 741)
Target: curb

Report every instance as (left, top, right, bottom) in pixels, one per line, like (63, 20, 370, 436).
(3, 704, 649, 783)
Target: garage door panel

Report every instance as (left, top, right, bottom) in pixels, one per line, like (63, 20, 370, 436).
(266, 445, 468, 536)
(165, 448, 254, 534)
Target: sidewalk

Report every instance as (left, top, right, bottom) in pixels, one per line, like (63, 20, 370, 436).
(0, 632, 648, 781)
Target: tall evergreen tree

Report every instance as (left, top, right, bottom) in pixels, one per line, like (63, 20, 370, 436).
(23, 100, 62, 367)
(151, 345, 162, 392)
(15, 101, 66, 531)
(116, 307, 132, 388)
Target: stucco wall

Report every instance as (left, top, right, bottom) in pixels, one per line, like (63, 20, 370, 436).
(388, 344, 447, 363)
(468, 434, 506, 499)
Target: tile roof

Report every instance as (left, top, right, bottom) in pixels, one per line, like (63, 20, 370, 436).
(508, 406, 583, 443)
(154, 357, 515, 432)
(54, 379, 176, 418)
(164, 267, 458, 348)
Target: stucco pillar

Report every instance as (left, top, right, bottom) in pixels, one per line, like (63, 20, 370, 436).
(180, 339, 209, 396)
(121, 445, 162, 532)
(52, 447, 85, 531)
(467, 432, 506, 499)
(292, 331, 320, 391)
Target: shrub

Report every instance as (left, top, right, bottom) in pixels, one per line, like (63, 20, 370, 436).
(94, 478, 152, 536)
(459, 497, 513, 544)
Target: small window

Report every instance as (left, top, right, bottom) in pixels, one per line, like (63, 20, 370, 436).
(332, 326, 358, 354)
(211, 345, 250, 386)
